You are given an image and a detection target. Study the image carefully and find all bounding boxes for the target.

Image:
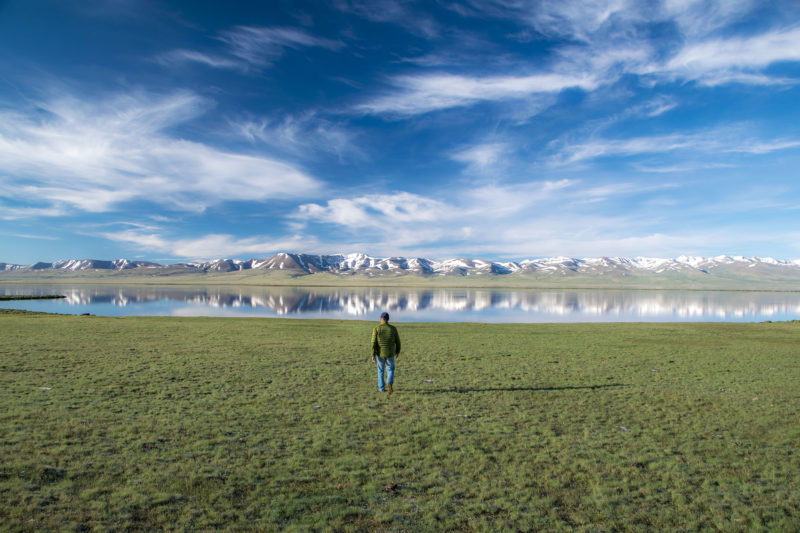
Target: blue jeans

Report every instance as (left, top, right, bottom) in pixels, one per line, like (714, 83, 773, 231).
(376, 356, 395, 391)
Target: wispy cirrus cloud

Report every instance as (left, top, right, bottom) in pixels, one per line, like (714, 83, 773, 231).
(332, 0, 441, 38)
(640, 96, 678, 117)
(356, 1, 799, 120)
(358, 72, 598, 116)
(100, 228, 318, 260)
(234, 111, 363, 161)
(661, 0, 759, 39)
(0, 205, 68, 220)
(455, 0, 756, 45)
(0, 90, 322, 215)
(549, 128, 800, 166)
(533, 0, 800, 88)
(520, 0, 636, 42)
(633, 162, 735, 173)
(656, 26, 800, 86)
(157, 26, 344, 72)
(0, 231, 60, 240)
(156, 49, 242, 70)
(220, 26, 344, 67)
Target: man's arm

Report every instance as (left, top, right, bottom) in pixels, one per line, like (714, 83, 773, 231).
(394, 326, 401, 358)
(371, 327, 378, 362)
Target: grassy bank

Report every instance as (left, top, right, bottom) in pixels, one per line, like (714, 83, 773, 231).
(1, 311, 799, 531)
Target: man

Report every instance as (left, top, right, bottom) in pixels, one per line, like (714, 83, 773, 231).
(371, 311, 401, 395)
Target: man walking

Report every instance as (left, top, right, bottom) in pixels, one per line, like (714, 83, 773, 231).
(371, 312, 401, 395)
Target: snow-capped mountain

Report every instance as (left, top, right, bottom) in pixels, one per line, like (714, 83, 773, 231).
(1, 258, 160, 271)
(181, 253, 438, 274)
(3, 253, 800, 285)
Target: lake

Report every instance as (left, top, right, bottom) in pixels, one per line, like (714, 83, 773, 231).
(1, 284, 799, 322)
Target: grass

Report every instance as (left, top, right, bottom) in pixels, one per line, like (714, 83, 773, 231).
(1, 310, 799, 531)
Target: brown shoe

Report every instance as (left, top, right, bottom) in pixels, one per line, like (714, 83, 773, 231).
(387, 383, 393, 396)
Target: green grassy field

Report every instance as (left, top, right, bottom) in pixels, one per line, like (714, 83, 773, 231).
(1, 310, 799, 531)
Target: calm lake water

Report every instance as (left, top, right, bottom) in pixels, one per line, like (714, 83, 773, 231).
(1, 284, 799, 322)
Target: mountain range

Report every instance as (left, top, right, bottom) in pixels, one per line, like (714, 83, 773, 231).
(3, 253, 800, 288)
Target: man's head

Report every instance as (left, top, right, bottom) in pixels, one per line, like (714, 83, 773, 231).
(380, 311, 389, 323)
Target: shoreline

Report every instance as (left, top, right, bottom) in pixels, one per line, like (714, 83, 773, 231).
(0, 308, 795, 325)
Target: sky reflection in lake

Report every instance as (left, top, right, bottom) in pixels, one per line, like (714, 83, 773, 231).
(2, 284, 800, 323)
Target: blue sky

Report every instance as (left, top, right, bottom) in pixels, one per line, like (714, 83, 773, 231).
(2, 0, 800, 264)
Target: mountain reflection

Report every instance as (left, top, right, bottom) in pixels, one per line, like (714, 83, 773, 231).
(3, 285, 800, 321)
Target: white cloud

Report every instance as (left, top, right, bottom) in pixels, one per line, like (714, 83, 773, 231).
(522, 0, 635, 42)
(157, 26, 344, 72)
(461, 0, 757, 45)
(0, 231, 60, 240)
(423, 0, 800, 119)
(453, 0, 640, 42)
(0, 91, 322, 215)
(332, 0, 441, 38)
(234, 112, 362, 161)
(354, 3, 797, 119)
(93, 176, 783, 261)
(156, 49, 242, 70)
(0, 205, 68, 220)
(633, 162, 735, 173)
(220, 26, 344, 67)
(297, 192, 450, 228)
(658, 27, 800, 85)
(661, 0, 758, 39)
(498, 231, 711, 259)
(451, 142, 509, 169)
(640, 96, 678, 117)
(100, 229, 317, 260)
(287, 179, 693, 258)
(100, 229, 171, 251)
(550, 129, 800, 166)
(359, 72, 598, 116)
(737, 139, 800, 155)
(458, 180, 576, 217)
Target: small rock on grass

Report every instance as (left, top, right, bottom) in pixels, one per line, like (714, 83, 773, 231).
(381, 482, 398, 493)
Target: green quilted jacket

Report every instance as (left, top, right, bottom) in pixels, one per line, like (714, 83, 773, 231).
(371, 322, 401, 358)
